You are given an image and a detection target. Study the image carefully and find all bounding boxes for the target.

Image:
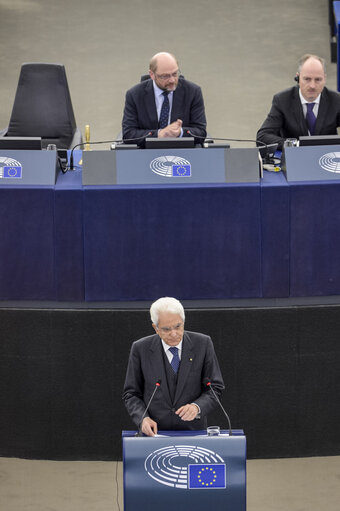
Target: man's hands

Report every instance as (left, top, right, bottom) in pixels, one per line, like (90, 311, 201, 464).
(141, 403, 199, 436)
(158, 119, 182, 138)
(141, 417, 158, 436)
(176, 403, 199, 421)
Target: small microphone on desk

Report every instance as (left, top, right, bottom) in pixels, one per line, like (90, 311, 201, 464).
(186, 130, 267, 149)
(203, 377, 232, 436)
(135, 379, 161, 437)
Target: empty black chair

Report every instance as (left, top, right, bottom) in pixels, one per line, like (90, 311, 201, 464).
(0, 63, 82, 149)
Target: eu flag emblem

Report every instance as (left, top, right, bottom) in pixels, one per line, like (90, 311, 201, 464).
(172, 164, 191, 177)
(189, 463, 226, 489)
(4, 166, 22, 178)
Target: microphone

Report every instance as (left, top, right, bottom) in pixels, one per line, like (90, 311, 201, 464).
(203, 377, 232, 436)
(135, 379, 161, 437)
(186, 130, 267, 149)
(68, 132, 153, 170)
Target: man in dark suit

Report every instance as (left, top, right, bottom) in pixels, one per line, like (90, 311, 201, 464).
(122, 52, 207, 145)
(257, 54, 340, 150)
(123, 297, 224, 436)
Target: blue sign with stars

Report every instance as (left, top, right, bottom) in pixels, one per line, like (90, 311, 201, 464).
(172, 164, 191, 177)
(4, 166, 22, 178)
(188, 463, 226, 489)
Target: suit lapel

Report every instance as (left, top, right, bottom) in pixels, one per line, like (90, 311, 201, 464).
(171, 81, 185, 123)
(174, 332, 194, 405)
(144, 80, 158, 127)
(149, 335, 172, 406)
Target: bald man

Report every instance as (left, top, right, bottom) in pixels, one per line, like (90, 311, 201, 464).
(256, 54, 340, 149)
(122, 52, 207, 145)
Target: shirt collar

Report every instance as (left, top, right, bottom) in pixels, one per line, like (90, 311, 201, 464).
(152, 80, 173, 99)
(161, 338, 183, 352)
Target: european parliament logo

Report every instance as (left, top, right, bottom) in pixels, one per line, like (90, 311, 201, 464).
(189, 463, 226, 489)
(150, 156, 191, 178)
(144, 444, 226, 489)
(0, 157, 22, 179)
(319, 152, 340, 173)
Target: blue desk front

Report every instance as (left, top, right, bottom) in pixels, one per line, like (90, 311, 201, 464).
(83, 181, 263, 300)
(0, 167, 84, 301)
(2, 156, 340, 301)
(122, 430, 246, 511)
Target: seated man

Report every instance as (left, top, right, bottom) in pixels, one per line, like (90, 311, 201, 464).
(122, 52, 207, 145)
(256, 54, 340, 150)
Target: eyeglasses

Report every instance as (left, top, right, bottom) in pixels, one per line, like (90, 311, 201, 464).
(157, 322, 184, 334)
(155, 70, 180, 81)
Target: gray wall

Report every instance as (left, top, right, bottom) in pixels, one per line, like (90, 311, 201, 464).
(0, 0, 335, 146)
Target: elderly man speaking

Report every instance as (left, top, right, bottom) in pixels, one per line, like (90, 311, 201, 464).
(123, 297, 224, 436)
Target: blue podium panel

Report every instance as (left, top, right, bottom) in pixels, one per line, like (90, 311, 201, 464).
(54, 169, 85, 301)
(290, 180, 340, 296)
(260, 172, 290, 297)
(0, 150, 57, 185)
(283, 145, 340, 181)
(0, 186, 56, 300)
(123, 431, 246, 511)
(83, 183, 262, 301)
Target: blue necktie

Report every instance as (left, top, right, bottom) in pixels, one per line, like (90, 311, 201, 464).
(169, 347, 180, 373)
(306, 103, 316, 136)
(159, 91, 170, 129)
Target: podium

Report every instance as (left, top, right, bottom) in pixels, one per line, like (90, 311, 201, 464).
(122, 430, 246, 511)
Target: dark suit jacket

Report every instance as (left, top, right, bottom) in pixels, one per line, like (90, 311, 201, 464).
(122, 77, 207, 145)
(256, 86, 340, 149)
(122, 330, 224, 431)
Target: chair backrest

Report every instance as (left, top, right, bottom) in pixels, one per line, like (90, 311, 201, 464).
(7, 63, 78, 149)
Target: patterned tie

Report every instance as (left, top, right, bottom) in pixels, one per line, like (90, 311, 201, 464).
(158, 91, 170, 129)
(169, 347, 180, 373)
(306, 103, 316, 136)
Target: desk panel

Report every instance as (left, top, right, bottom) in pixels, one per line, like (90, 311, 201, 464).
(54, 168, 84, 301)
(83, 183, 262, 301)
(260, 172, 290, 297)
(3, 156, 340, 301)
(290, 180, 340, 296)
(0, 186, 56, 300)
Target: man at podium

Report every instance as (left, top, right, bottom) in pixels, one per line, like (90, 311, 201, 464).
(256, 54, 340, 149)
(123, 297, 224, 436)
(122, 52, 207, 145)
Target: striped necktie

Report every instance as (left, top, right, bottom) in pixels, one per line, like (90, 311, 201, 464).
(306, 103, 316, 135)
(169, 346, 180, 373)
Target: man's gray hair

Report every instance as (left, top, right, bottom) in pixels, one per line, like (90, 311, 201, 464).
(297, 54, 326, 74)
(150, 297, 185, 325)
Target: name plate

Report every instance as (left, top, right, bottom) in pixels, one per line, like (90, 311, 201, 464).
(82, 147, 259, 186)
(0, 150, 57, 185)
(283, 145, 340, 181)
